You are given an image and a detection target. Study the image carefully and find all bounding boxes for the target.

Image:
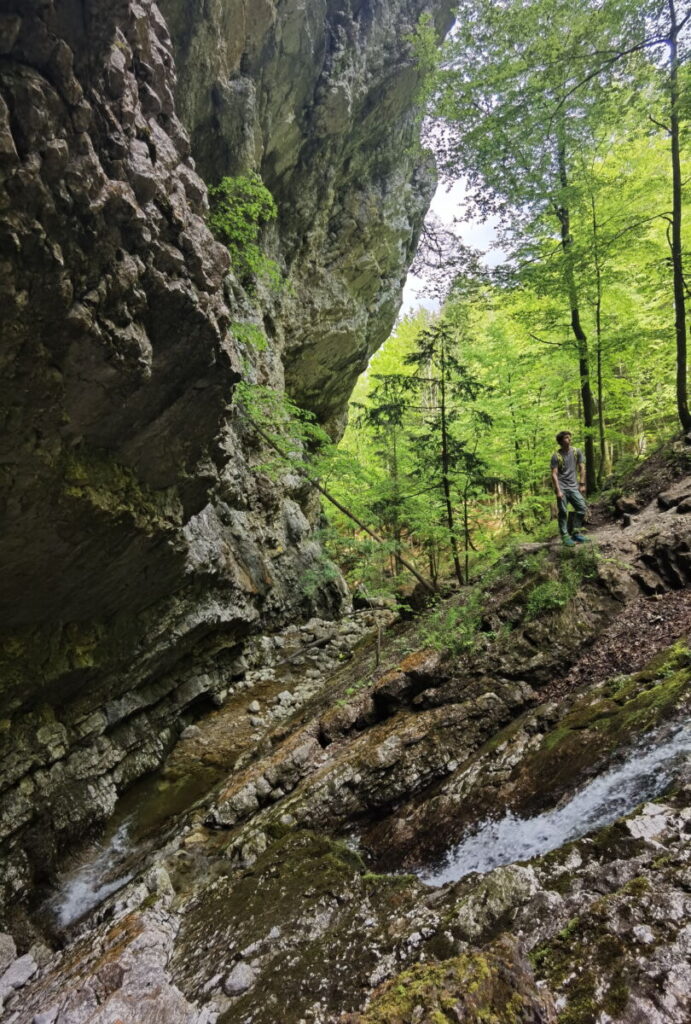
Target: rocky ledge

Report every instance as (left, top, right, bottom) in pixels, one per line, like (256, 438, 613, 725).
(2, 465, 691, 1022)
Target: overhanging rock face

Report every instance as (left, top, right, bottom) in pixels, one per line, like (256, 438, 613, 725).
(0, 0, 450, 912)
(161, 0, 452, 430)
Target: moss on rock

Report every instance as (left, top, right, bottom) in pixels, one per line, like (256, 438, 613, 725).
(505, 641, 691, 816)
(172, 829, 425, 1023)
(63, 449, 183, 533)
(351, 936, 555, 1023)
(530, 871, 670, 1023)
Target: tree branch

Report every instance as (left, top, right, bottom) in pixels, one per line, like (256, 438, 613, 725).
(649, 113, 671, 133)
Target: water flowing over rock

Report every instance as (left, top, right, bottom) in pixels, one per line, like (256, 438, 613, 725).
(419, 720, 691, 886)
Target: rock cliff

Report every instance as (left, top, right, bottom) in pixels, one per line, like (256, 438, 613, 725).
(160, 0, 449, 428)
(0, 0, 451, 911)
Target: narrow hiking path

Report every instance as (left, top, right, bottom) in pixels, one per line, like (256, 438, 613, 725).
(539, 470, 691, 699)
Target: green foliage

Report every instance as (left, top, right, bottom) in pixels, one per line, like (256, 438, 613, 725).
(326, 309, 498, 589)
(300, 557, 342, 601)
(220, 0, 691, 600)
(207, 173, 280, 288)
(321, 33, 690, 582)
(525, 578, 575, 618)
(406, 12, 440, 106)
(231, 321, 268, 352)
(417, 591, 483, 654)
(525, 545, 599, 618)
(234, 380, 332, 478)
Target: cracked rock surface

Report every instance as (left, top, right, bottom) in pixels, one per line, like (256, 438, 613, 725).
(4, 475, 691, 1022)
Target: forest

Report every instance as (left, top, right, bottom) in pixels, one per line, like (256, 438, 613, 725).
(291, 0, 691, 596)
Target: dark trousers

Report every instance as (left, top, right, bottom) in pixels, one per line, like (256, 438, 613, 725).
(558, 487, 587, 536)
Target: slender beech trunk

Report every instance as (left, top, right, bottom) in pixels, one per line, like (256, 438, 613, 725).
(589, 193, 608, 487)
(529, 385, 545, 496)
(390, 427, 403, 575)
(439, 338, 464, 585)
(506, 373, 530, 529)
(428, 548, 438, 588)
(463, 483, 471, 584)
(667, 0, 691, 430)
(506, 374, 525, 500)
(556, 139, 597, 493)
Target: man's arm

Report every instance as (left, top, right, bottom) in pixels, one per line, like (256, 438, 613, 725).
(577, 452, 586, 492)
(551, 465, 562, 499)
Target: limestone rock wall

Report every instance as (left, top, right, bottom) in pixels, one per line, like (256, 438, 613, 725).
(0, 0, 449, 913)
(160, 0, 451, 429)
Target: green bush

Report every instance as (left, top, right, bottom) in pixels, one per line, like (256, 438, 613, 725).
(207, 173, 279, 287)
(418, 591, 483, 655)
(230, 321, 268, 352)
(525, 545, 599, 618)
(525, 578, 574, 617)
(301, 558, 342, 600)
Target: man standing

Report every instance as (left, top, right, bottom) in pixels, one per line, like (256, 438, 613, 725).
(550, 430, 588, 547)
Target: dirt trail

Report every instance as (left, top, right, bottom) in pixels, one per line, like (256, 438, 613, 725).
(539, 473, 691, 699)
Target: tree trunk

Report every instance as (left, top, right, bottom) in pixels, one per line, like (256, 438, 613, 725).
(463, 488, 471, 583)
(667, 0, 691, 430)
(439, 340, 464, 585)
(390, 428, 403, 574)
(590, 193, 608, 487)
(557, 140, 597, 492)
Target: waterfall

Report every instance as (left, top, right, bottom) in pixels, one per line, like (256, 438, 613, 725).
(420, 721, 691, 887)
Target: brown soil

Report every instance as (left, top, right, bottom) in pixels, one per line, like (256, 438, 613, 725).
(541, 458, 691, 701)
(546, 589, 691, 701)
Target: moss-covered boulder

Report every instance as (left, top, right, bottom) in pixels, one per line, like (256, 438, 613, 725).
(170, 830, 428, 1023)
(345, 936, 555, 1023)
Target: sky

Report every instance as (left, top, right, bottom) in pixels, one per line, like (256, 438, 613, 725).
(400, 178, 500, 316)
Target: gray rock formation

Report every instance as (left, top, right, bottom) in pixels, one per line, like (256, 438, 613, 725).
(0, 0, 450, 914)
(4, 514, 691, 1021)
(160, 0, 452, 429)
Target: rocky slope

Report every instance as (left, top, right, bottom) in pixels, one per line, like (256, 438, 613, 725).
(2, 455, 691, 1022)
(0, 0, 450, 913)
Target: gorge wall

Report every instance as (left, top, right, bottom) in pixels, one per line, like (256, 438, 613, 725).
(0, 0, 451, 914)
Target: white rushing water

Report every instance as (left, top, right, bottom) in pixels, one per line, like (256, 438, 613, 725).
(50, 820, 134, 929)
(420, 722, 691, 887)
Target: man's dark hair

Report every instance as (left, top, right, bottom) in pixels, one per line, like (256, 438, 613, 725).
(555, 430, 571, 445)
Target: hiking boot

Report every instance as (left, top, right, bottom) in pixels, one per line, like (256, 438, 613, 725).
(572, 533, 589, 543)
(562, 535, 576, 547)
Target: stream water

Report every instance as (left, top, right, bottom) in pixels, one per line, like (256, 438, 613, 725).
(45, 716, 691, 927)
(44, 763, 223, 931)
(419, 720, 691, 887)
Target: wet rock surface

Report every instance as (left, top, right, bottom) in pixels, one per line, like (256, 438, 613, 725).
(4, 475, 691, 1022)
